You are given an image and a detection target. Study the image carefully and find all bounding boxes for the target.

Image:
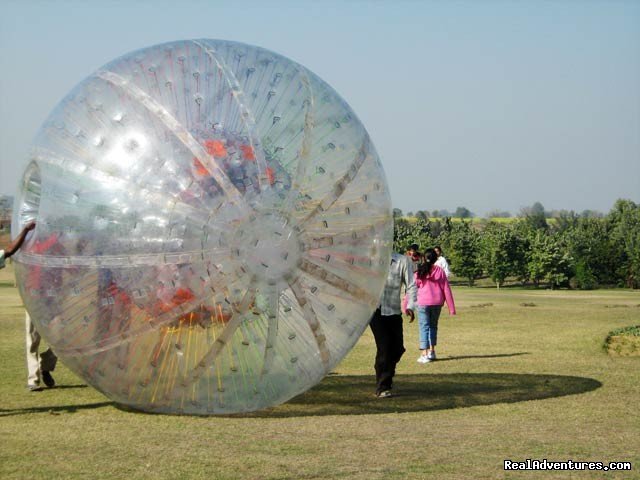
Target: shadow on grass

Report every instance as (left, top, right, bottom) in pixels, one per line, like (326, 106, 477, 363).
(238, 373, 602, 418)
(0, 401, 114, 417)
(436, 352, 530, 362)
(0, 373, 602, 419)
(49, 384, 89, 390)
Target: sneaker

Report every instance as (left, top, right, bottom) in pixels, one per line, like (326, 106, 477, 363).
(376, 390, 393, 398)
(427, 351, 436, 361)
(42, 371, 55, 388)
(417, 355, 430, 364)
(28, 384, 43, 392)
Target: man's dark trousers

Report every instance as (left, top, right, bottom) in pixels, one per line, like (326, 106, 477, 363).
(369, 307, 405, 394)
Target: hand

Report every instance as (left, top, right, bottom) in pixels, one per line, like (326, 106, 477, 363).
(406, 309, 415, 322)
(24, 221, 36, 231)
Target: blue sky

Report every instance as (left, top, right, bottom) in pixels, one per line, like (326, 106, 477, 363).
(1, 0, 638, 216)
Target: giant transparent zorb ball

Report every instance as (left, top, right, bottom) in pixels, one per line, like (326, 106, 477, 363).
(12, 40, 392, 414)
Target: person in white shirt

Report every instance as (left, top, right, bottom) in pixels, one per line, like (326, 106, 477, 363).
(434, 245, 451, 278)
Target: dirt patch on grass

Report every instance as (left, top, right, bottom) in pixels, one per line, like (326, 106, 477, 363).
(604, 325, 640, 356)
(606, 335, 640, 356)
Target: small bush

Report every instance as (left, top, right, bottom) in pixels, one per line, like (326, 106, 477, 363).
(607, 325, 640, 337)
(604, 325, 640, 356)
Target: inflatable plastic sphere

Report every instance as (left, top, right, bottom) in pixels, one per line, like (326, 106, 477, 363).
(12, 39, 392, 414)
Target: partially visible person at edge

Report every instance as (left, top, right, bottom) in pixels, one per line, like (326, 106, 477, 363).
(370, 252, 416, 398)
(415, 248, 456, 363)
(0, 221, 58, 391)
(0, 221, 35, 265)
(434, 245, 451, 278)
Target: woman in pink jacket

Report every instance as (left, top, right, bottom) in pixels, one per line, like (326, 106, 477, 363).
(415, 248, 456, 363)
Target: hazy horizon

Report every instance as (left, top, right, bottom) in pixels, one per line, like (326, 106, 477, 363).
(1, 1, 638, 217)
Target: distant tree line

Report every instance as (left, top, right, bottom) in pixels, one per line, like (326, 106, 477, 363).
(397, 201, 609, 221)
(393, 199, 640, 289)
(395, 206, 475, 219)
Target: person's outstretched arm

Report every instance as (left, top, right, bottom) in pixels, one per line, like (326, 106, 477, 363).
(4, 221, 36, 258)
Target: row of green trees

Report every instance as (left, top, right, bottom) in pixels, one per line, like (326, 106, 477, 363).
(393, 199, 640, 289)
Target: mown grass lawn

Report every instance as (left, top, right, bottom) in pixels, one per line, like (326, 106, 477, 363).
(1, 262, 639, 479)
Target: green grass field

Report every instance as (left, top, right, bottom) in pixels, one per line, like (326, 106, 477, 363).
(1, 262, 639, 479)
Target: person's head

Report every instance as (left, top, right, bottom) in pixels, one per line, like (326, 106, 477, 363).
(434, 246, 443, 258)
(418, 248, 438, 278)
(407, 243, 421, 261)
(424, 248, 438, 265)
